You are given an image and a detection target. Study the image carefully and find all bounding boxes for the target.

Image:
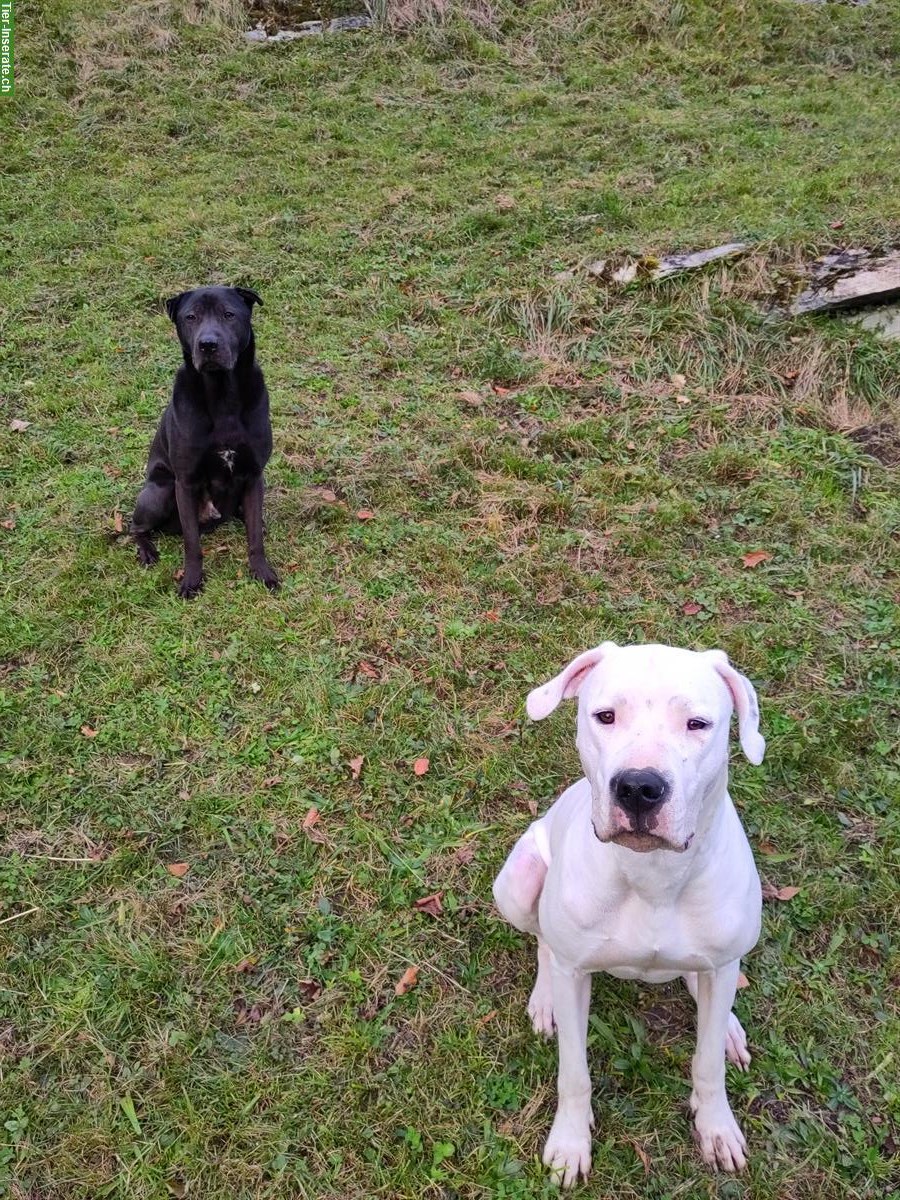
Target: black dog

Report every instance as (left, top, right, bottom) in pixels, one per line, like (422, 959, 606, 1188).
(132, 286, 279, 598)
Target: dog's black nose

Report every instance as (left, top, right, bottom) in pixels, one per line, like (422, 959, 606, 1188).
(199, 337, 219, 353)
(612, 769, 670, 819)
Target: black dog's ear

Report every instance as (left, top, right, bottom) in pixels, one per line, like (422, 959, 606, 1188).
(234, 287, 263, 310)
(165, 292, 192, 323)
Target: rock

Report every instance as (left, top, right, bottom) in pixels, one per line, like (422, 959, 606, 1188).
(852, 302, 900, 342)
(611, 262, 638, 284)
(791, 249, 900, 316)
(586, 259, 607, 278)
(651, 242, 749, 280)
(552, 270, 575, 283)
(245, 15, 371, 42)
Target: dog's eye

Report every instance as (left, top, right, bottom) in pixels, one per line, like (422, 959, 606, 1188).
(184, 313, 197, 322)
(687, 718, 710, 731)
(594, 710, 615, 725)
(223, 311, 235, 320)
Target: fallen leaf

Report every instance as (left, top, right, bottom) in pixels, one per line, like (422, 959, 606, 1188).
(9, 419, 31, 432)
(80, 725, 98, 738)
(262, 775, 282, 788)
(475, 1009, 497, 1028)
(357, 660, 380, 680)
(671, 373, 687, 389)
(492, 384, 511, 396)
(763, 881, 799, 902)
(349, 755, 364, 781)
(527, 799, 538, 817)
(459, 390, 482, 406)
(414, 891, 443, 918)
(737, 971, 750, 989)
(166, 863, 190, 878)
(113, 511, 124, 534)
(682, 601, 703, 616)
(173, 568, 185, 582)
(310, 486, 338, 503)
(1, 519, 14, 530)
(741, 550, 771, 569)
(298, 978, 322, 1001)
(302, 806, 326, 843)
(758, 838, 777, 855)
(628, 1139, 651, 1176)
(483, 609, 500, 622)
(675, 394, 690, 405)
(494, 193, 516, 210)
(356, 509, 375, 520)
(395, 965, 419, 996)
(776, 885, 800, 902)
(454, 843, 475, 865)
(234, 958, 257, 974)
(830, 220, 844, 230)
(413, 757, 430, 776)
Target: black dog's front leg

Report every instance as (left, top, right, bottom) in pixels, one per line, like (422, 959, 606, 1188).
(175, 481, 204, 598)
(243, 476, 279, 590)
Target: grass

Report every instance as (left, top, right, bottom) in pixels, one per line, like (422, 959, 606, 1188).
(2, 0, 900, 1196)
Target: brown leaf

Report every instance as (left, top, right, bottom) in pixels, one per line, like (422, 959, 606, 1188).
(628, 1139, 651, 1176)
(494, 193, 517, 211)
(527, 799, 538, 817)
(9, 419, 31, 432)
(302, 806, 327, 843)
(173, 568, 185, 582)
(356, 509, 375, 520)
(80, 724, 98, 738)
(413, 757, 430, 776)
(1, 519, 15, 530)
(298, 978, 322, 1001)
(234, 958, 257, 974)
(741, 550, 771, 569)
(776, 885, 800, 902)
(758, 838, 777, 855)
(459, 389, 483, 406)
(475, 1009, 497, 1028)
(414, 891, 443, 918)
(113, 511, 124, 534)
(454, 843, 476, 865)
(395, 965, 419, 995)
(671, 373, 687, 389)
(349, 755, 364, 781)
(357, 660, 380, 679)
(262, 775, 282, 789)
(483, 609, 500, 622)
(166, 863, 190, 878)
(682, 601, 702, 616)
(737, 971, 750, 989)
(830, 220, 844, 230)
(311, 486, 338, 503)
(675, 393, 690, 405)
(492, 384, 511, 396)
(761, 881, 779, 901)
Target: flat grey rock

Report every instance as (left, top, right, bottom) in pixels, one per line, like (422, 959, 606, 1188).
(651, 242, 748, 280)
(852, 302, 900, 341)
(791, 249, 900, 315)
(245, 15, 371, 42)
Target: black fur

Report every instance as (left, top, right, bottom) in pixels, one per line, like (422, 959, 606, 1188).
(131, 286, 278, 598)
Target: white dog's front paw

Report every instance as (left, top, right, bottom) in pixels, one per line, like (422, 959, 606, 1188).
(542, 1113, 592, 1188)
(691, 1098, 748, 1172)
(527, 979, 555, 1037)
(725, 1013, 751, 1071)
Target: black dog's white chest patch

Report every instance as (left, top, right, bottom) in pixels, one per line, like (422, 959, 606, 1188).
(218, 449, 236, 472)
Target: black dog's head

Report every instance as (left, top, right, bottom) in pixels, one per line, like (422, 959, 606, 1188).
(165, 286, 263, 373)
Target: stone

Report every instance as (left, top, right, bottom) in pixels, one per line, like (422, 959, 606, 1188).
(651, 242, 749, 280)
(586, 259, 607, 278)
(791, 249, 900, 316)
(852, 302, 900, 342)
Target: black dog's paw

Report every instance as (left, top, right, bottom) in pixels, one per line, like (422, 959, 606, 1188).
(177, 572, 204, 600)
(135, 539, 159, 567)
(250, 559, 280, 591)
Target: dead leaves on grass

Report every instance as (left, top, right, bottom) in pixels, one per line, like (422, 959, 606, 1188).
(302, 806, 327, 844)
(166, 863, 190, 878)
(412, 757, 430, 776)
(413, 891, 443, 918)
(762, 882, 800, 902)
(742, 550, 771, 569)
(394, 965, 419, 996)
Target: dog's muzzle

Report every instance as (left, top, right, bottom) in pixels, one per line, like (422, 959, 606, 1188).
(611, 768, 670, 832)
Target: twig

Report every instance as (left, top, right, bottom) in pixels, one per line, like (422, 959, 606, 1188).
(0, 906, 40, 926)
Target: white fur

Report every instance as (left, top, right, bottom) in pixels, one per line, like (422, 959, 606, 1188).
(493, 642, 764, 1185)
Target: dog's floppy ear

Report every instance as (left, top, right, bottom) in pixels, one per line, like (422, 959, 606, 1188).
(165, 292, 192, 323)
(234, 287, 263, 310)
(526, 642, 618, 721)
(705, 650, 765, 765)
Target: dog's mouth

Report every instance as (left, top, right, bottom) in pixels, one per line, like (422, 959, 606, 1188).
(194, 356, 233, 373)
(593, 824, 692, 854)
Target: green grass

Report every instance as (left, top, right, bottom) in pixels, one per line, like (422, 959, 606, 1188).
(2, 0, 900, 1196)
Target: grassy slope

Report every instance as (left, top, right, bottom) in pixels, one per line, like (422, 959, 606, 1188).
(2, 1, 899, 1196)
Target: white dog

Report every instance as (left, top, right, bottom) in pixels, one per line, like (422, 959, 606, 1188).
(493, 642, 765, 1186)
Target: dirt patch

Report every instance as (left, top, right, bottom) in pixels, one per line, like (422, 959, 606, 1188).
(846, 422, 900, 466)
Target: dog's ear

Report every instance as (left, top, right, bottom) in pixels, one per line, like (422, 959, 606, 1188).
(234, 287, 263, 310)
(526, 642, 618, 721)
(165, 292, 192, 323)
(705, 651, 765, 765)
